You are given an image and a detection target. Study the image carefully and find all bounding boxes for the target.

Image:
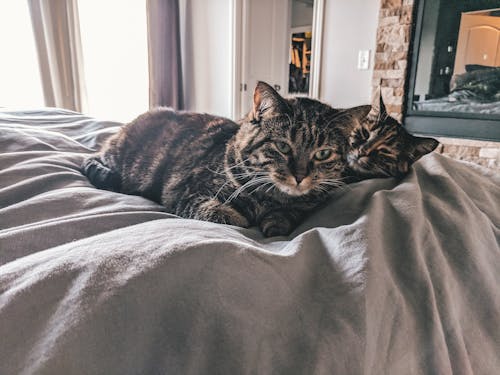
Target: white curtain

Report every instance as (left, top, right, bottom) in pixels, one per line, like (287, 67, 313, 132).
(28, 0, 87, 112)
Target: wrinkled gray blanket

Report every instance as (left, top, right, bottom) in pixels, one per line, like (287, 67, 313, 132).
(0, 108, 499, 375)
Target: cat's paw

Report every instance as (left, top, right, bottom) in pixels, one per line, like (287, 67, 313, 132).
(199, 200, 249, 228)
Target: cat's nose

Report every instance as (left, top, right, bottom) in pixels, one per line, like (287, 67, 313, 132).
(294, 174, 306, 184)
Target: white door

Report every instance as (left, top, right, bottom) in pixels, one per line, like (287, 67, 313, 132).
(239, 0, 290, 117)
(454, 13, 500, 74)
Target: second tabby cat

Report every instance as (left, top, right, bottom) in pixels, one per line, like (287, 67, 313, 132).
(344, 93, 439, 180)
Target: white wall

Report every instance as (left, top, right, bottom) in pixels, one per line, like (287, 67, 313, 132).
(179, 0, 381, 116)
(179, 0, 233, 118)
(319, 0, 380, 108)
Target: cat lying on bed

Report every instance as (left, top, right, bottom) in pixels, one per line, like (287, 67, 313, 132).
(344, 93, 438, 180)
(82, 82, 437, 237)
(83, 82, 369, 236)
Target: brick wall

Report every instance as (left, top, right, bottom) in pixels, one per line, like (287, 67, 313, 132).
(372, 0, 500, 170)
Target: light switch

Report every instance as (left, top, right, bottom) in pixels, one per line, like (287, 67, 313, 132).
(357, 50, 370, 70)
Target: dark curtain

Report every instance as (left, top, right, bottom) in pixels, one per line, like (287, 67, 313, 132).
(147, 0, 184, 110)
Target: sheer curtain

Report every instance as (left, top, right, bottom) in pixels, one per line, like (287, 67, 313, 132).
(77, 0, 149, 122)
(147, 0, 184, 110)
(28, 0, 87, 112)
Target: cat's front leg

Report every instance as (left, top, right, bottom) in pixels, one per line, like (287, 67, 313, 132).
(258, 210, 298, 237)
(197, 198, 250, 228)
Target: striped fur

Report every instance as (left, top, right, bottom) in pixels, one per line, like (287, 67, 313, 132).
(344, 94, 439, 179)
(82, 82, 369, 236)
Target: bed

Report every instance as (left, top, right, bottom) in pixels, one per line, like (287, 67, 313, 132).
(0, 108, 499, 374)
(414, 66, 500, 115)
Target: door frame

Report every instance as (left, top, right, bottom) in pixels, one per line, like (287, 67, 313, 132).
(309, 0, 324, 100)
(231, 0, 325, 119)
(231, 0, 243, 119)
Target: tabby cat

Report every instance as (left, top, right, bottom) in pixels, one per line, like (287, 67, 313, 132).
(344, 93, 439, 179)
(83, 81, 370, 237)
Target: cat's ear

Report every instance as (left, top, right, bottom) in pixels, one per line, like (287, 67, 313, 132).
(341, 105, 372, 121)
(251, 81, 289, 123)
(372, 88, 389, 121)
(411, 136, 439, 160)
(378, 93, 388, 119)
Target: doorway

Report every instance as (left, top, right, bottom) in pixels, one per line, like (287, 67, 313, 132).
(232, 0, 324, 118)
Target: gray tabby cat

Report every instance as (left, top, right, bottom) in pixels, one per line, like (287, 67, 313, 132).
(83, 81, 370, 236)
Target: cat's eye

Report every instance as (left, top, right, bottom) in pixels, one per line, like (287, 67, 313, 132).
(360, 127, 370, 139)
(350, 138, 360, 147)
(314, 149, 332, 161)
(275, 141, 291, 154)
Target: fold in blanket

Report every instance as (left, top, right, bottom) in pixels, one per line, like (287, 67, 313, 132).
(0, 109, 499, 374)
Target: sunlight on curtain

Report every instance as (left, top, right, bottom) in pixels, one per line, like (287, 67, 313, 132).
(78, 0, 149, 122)
(0, 1, 44, 109)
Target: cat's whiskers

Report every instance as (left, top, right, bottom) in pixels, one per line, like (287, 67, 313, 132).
(212, 171, 266, 200)
(212, 179, 232, 200)
(231, 171, 267, 180)
(224, 176, 272, 204)
(319, 182, 345, 188)
(211, 161, 265, 200)
(314, 185, 329, 194)
(317, 178, 348, 192)
(224, 158, 251, 171)
(323, 176, 348, 184)
(249, 181, 274, 195)
(207, 158, 251, 176)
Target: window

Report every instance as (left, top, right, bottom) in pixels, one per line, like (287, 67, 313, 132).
(0, 1, 44, 109)
(78, 0, 149, 122)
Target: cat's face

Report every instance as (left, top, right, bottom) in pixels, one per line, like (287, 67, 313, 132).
(229, 82, 370, 197)
(346, 96, 438, 178)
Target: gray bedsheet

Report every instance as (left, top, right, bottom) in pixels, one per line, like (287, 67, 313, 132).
(0, 108, 499, 375)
